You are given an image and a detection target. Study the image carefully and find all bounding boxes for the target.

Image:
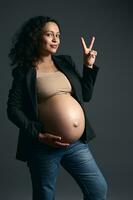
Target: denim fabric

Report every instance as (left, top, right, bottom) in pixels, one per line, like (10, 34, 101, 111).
(27, 139, 108, 200)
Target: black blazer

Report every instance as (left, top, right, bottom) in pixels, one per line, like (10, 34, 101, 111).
(7, 54, 99, 162)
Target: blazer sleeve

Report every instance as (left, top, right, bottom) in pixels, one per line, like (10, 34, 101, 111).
(6, 66, 43, 140)
(66, 55, 100, 102)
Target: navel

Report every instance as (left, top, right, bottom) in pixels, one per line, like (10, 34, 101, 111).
(73, 121, 79, 127)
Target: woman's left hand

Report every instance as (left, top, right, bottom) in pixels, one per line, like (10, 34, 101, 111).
(81, 36, 97, 68)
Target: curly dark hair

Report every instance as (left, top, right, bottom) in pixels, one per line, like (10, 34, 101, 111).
(8, 15, 61, 69)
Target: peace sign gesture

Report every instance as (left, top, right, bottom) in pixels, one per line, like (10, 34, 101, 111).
(81, 36, 97, 68)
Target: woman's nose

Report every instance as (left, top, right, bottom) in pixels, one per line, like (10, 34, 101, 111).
(52, 35, 58, 42)
(52, 37, 57, 42)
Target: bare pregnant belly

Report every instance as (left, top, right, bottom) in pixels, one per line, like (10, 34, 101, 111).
(37, 94, 85, 143)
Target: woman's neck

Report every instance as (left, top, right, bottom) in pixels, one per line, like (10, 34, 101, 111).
(38, 54, 53, 64)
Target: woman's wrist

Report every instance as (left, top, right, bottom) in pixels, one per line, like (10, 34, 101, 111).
(38, 132, 44, 141)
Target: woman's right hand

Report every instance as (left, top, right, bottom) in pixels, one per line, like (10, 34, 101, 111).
(38, 133, 70, 148)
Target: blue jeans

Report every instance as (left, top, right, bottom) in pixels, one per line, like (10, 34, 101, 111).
(27, 139, 108, 200)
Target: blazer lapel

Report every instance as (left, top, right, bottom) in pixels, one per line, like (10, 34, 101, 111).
(26, 67, 37, 119)
(52, 55, 83, 102)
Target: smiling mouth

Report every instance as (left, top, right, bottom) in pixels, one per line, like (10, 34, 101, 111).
(50, 45, 58, 48)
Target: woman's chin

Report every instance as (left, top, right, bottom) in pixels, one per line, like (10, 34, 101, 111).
(50, 49, 58, 53)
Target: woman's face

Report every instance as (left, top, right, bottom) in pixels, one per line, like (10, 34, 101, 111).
(41, 22, 61, 54)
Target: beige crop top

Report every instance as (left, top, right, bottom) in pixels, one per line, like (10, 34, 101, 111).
(36, 70, 72, 102)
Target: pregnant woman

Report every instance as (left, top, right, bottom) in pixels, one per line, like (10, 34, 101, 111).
(7, 16, 108, 200)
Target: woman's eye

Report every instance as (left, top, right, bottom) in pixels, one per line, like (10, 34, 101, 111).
(47, 33, 52, 36)
(47, 33, 60, 38)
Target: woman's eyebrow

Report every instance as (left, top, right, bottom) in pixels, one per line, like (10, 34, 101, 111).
(44, 31, 60, 34)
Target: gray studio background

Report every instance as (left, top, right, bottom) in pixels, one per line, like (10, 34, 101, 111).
(0, 0, 132, 199)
